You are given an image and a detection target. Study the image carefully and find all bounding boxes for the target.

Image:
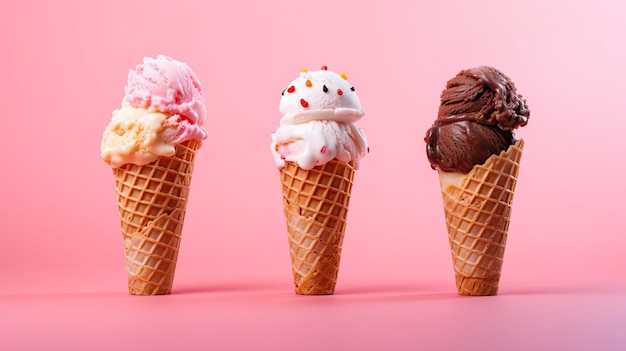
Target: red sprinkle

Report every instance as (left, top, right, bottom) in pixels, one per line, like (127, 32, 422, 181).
(337, 89, 343, 95)
(287, 86, 295, 93)
(320, 146, 326, 153)
(300, 99, 309, 107)
(424, 137, 428, 143)
(321, 66, 328, 70)
(367, 147, 370, 153)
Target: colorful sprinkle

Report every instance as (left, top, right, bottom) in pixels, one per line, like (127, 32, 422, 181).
(337, 89, 343, 96)
(281, 88, 285, 96)
(300, 99, 309, 107)
(367, 147, 370, 153)
(275, 144, 279, 151)
(287, 85, 295, 93)
(350, 87, 355, 91)
(340, 72, 348, 80)
(301, 68, 307, 72)
(322, 85, 328, 93)
(423, 137, 428, 143)
(305, 79, 312, 87)
(320, 146, 326, 153)
(321, 66, 328, 70)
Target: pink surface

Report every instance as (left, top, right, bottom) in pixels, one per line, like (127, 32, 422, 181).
(1, 0, 625, 350)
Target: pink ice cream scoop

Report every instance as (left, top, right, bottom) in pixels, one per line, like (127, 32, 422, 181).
(125, 55, 208, 143)
(101, 55, 208, 168)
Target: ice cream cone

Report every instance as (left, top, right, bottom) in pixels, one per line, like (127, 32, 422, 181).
(113, 139, 200, 295)
(439, 139, 524, 296)
(279, 159, 355, 295)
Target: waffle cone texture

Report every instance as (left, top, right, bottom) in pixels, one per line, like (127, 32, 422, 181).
(440, 139, 524, 296)
(113, 139, 200, 295)
(279, 159, 355, 295)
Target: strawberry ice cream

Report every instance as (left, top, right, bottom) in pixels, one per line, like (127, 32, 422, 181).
(101, 55, 207, 168)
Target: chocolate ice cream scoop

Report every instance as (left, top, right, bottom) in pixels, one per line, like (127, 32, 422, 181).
(426, 66, 529, 173)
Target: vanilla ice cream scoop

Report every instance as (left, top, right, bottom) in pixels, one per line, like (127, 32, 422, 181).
(278, 67, 365, 125)
(271, 67, 368, 170)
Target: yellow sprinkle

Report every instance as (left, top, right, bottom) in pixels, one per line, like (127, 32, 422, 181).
(301, 68, 307, 72)
(305, 79, 312, 87)
(340, 72, 348, 80)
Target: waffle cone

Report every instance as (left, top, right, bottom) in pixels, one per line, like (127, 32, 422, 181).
(439, 139, 524, 296)
(279, 159, 355, 295)
(113, 139, 201, 295)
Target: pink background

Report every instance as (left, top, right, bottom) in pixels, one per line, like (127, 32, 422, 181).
(2, 0, 625, 350)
